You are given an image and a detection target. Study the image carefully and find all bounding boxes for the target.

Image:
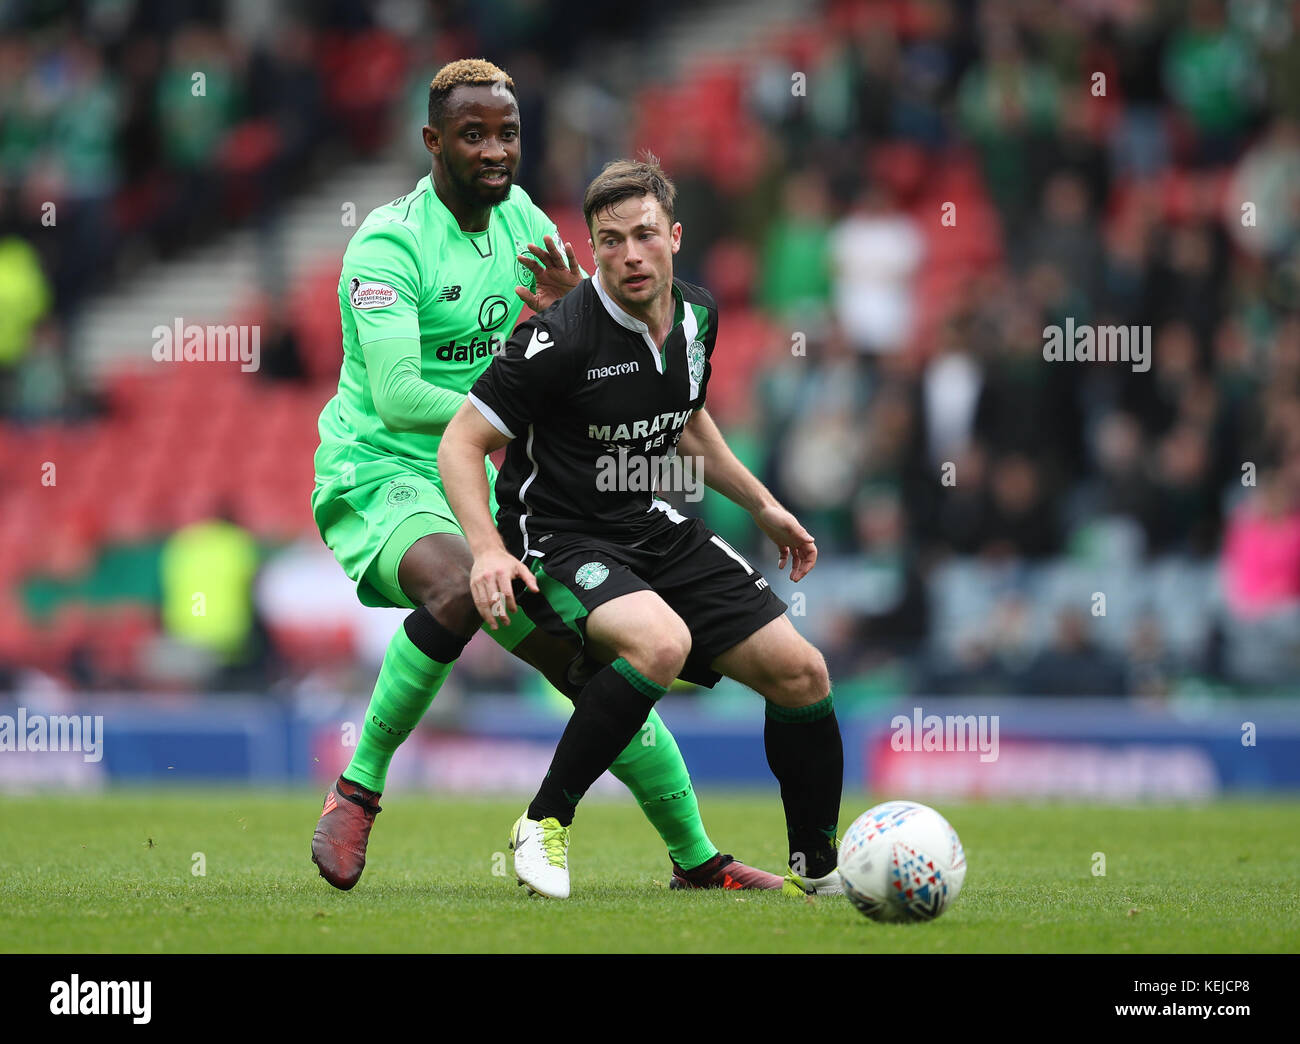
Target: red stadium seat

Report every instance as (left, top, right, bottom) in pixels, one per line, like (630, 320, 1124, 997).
(268, 620, 356, 669)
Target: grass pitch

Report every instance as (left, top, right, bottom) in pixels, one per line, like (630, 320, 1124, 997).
(1, 790, 1296, 953)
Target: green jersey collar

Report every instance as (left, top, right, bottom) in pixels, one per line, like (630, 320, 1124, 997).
(427, 174, 500, 241)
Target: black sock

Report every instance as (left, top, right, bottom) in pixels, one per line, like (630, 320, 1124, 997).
(527, 658, 665, 826)
(764, 694, 843, 878)
(403, 605, 473, 662)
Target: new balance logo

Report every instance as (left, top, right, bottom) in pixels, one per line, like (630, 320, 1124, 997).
(587, 362, 639, 381)
(436, 285, 462, 302)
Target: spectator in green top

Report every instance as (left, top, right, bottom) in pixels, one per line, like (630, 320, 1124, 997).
(155, 26, 239, 252)
(1163, 0, 1259, 162)
(759, 171, 832, 321)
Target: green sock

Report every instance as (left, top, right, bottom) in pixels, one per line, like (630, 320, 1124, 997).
(343, 625, 454, 793)
(608, 708, 718, 871)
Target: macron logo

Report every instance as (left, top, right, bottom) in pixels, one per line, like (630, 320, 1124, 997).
(50, 975, 151, 1024)
(587, 362, 639, 381)
(524, 328, 553, 359)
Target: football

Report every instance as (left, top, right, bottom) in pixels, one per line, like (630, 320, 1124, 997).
(837, 801, 967, 922)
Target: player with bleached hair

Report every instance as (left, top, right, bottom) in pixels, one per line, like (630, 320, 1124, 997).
(310, 60, 782, 892)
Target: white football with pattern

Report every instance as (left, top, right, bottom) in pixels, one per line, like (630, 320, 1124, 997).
(837, 800, 967, 922)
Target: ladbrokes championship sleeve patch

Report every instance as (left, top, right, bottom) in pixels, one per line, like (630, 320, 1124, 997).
(349, 279, 399, 310)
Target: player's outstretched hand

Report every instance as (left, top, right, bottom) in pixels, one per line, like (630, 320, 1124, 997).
(515, 234, 582, 312)
(470, 548, 541, 629)
(753, 504, 818, 582)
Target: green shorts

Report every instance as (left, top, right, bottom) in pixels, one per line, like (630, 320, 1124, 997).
(311, 459, 534, 651)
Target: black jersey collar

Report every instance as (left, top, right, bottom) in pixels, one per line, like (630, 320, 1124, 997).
(593, 272, 688, 376)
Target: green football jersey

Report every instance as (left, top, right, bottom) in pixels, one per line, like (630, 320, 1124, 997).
(314, 176, 562, 492)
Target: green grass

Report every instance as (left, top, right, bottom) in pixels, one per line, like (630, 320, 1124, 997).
(1, 790, 1297, 953)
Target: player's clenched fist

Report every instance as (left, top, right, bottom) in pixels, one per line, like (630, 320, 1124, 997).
(470, 548, 540, 628)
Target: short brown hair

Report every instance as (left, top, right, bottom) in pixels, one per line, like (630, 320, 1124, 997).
(583, 155, 677, 233)
(428, 58, 515, 126)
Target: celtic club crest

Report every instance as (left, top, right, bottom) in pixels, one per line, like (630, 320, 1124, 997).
(515, 241, 537, 293)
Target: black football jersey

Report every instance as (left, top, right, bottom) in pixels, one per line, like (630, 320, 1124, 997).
(468, 274, 717, 556)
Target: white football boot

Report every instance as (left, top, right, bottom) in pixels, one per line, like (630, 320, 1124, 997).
(783, 867, 845, 896)
(510, 814, 571, 899)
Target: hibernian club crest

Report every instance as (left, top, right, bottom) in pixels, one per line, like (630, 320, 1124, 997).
(575, 562, 609, 590)
(687, 339, 706, 385)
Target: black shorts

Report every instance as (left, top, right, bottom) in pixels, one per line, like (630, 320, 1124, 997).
(517, 511, 788, 688)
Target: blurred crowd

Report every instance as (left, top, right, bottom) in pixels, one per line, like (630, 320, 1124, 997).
(670, 0, 1300, 697)
(0, 0, 652, 416)
(3, 0, 1300, 699)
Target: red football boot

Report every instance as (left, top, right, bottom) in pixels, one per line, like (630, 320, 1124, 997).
(311, 777, 382, 890)
(668, 852, 785, 890)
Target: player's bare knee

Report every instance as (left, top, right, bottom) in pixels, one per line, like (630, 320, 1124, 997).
(620, 616, 690, 686)
(768, 645, 830, 708)
(802, 647, 832, 704)
(421, 584, 479, 637)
